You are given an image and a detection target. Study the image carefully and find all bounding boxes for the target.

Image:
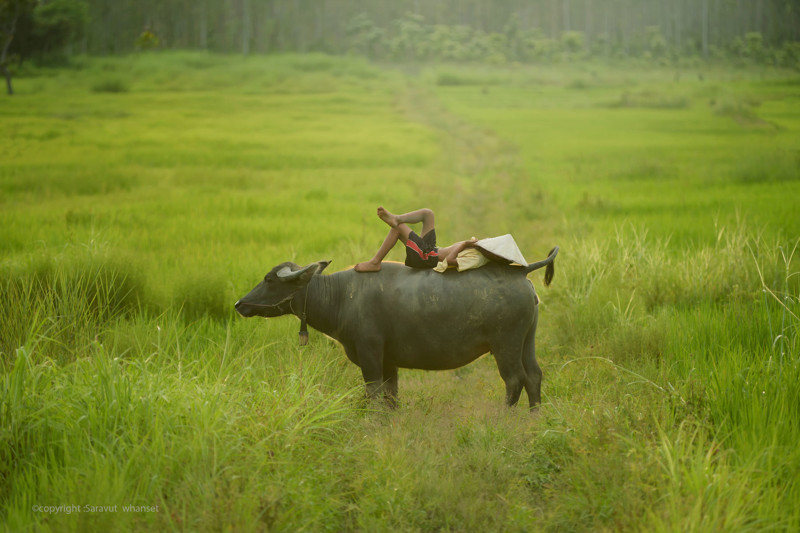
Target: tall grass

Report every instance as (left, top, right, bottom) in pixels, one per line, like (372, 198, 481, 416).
(0, 307, 364, 530)
(541, 222, 799, 529)
(0, 244, 144, 366)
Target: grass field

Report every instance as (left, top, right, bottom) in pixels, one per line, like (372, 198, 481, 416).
(1, 52, 799, 531)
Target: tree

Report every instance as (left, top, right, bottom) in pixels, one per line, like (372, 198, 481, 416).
(0, 0, 34, 94)
(1, 0, 87, 94)
(31, 0, 88, 58)
(346, 13, 386, 59)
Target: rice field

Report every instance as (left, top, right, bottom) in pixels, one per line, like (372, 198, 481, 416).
(1, 52, 798, 531)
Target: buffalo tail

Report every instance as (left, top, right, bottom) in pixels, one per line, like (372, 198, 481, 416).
(524, 246, 559, 286)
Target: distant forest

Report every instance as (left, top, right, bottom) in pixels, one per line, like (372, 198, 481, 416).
(6, 0, 800, 66)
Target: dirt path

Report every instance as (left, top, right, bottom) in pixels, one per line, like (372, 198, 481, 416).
(394, 86, 529, 237)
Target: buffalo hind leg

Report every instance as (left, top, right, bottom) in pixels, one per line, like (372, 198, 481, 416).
(493, 344, 530, 407)
(521, 327, 542, 408)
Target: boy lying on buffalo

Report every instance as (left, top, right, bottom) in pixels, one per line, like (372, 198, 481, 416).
(354, 207, 477, 272)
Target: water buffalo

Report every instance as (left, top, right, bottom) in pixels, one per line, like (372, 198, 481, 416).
(235, 246, 558, 408)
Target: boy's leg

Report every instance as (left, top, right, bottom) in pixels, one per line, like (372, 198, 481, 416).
(355, 226, 407, 272)
(356, 207, 434, 273)
(378, 207, 435, 237)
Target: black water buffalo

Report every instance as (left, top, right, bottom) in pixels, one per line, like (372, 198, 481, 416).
(235, 247, 558, 408)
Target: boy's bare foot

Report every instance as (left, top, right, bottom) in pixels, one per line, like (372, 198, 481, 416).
(377, 206, 399, 227)
(354, 260, 381, 273)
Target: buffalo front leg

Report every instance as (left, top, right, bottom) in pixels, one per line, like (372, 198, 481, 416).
(357, 341, 386, 400)
(382, 364, 399, 408)
(360, 367, 383, 399)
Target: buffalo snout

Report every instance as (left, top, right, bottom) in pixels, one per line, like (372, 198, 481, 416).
(234, 298, 260, 317)
(234, 299, 248, 316)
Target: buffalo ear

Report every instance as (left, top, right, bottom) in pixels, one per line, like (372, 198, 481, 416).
(297, 261, 330, 283)
(316, 260, 332, 274)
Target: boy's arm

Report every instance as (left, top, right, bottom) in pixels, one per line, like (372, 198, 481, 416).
(442, 238, 478, 266)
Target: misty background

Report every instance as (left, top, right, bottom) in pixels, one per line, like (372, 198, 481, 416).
(6, 0, 800, 67)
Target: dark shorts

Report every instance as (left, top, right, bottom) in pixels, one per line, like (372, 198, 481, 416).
(405, 230, 439, 269)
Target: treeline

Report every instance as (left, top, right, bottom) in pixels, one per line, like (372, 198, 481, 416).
(7, 0, 800, 67)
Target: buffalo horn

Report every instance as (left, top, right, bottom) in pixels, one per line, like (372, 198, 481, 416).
(276, 263, 317, 281)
